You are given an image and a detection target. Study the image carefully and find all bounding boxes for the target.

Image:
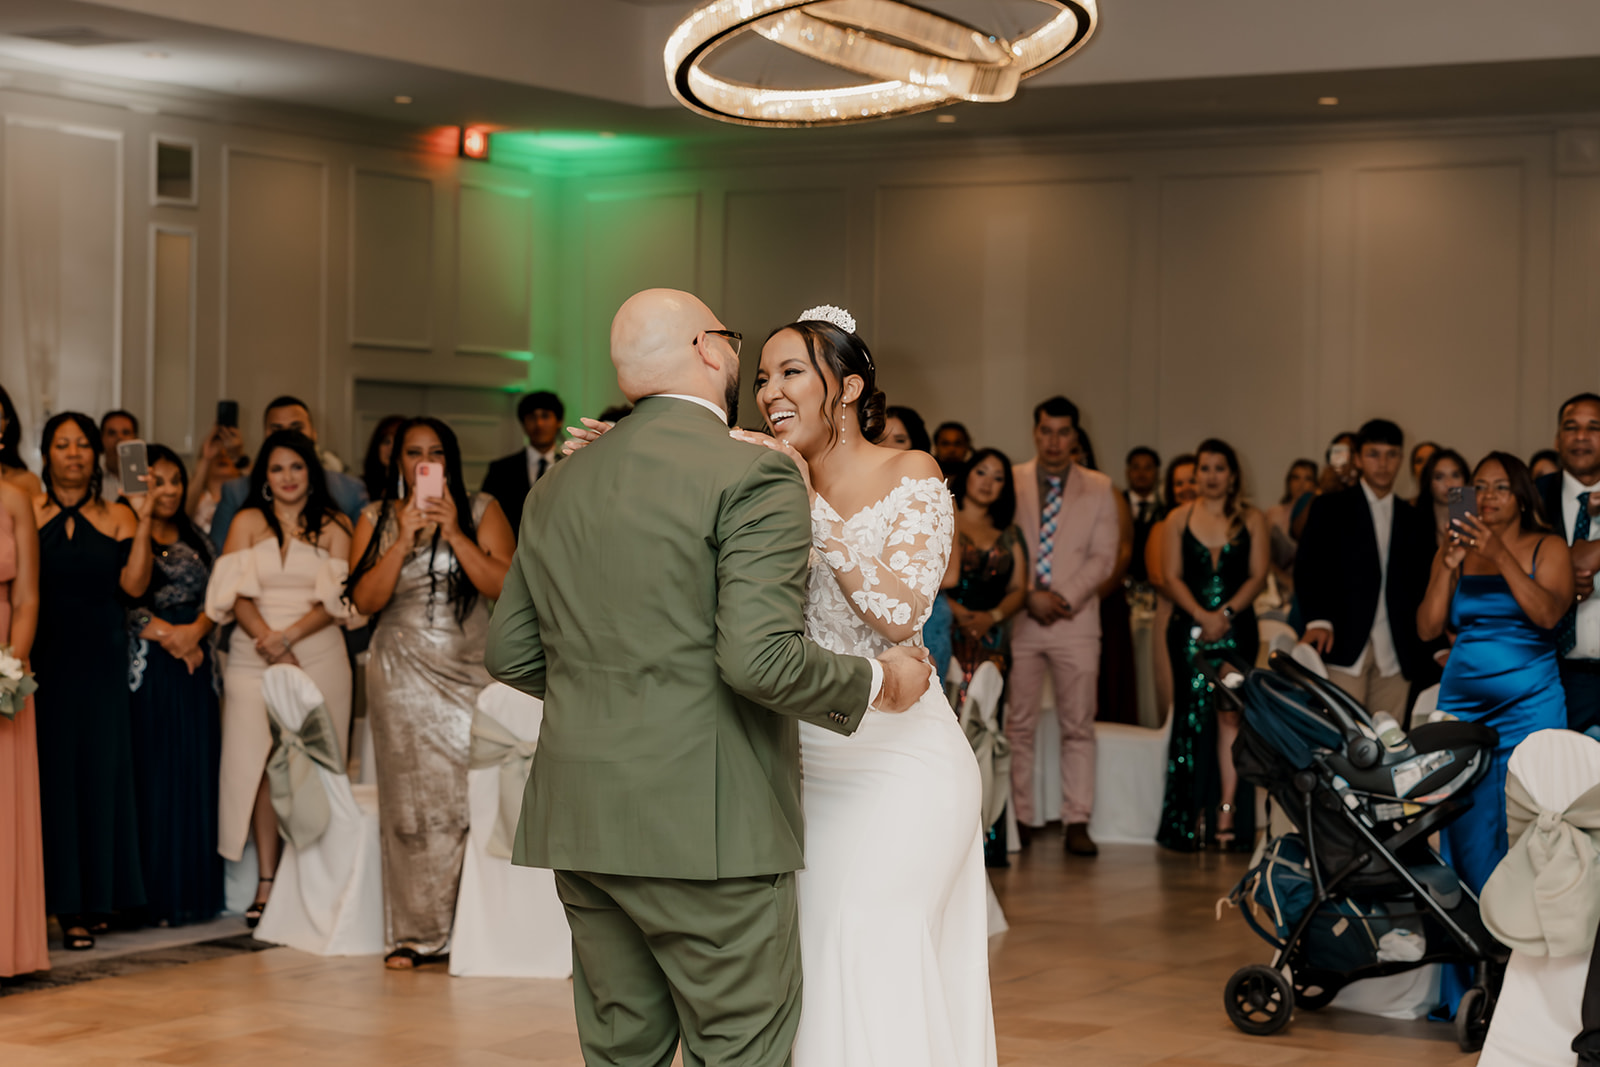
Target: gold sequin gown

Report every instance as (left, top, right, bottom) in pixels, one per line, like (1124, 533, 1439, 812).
(364, 496, 492, 955)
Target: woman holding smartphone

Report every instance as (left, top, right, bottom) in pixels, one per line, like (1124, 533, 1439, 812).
(32, 412, 152, 950)
(347, 417, 513, 969)
(206, 430, 356, 928)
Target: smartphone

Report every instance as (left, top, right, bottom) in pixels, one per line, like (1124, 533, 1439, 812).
(1328, 443, 1351, 470)
(1447, 485, 1478, 535)
(414, 462, 445, 503)
(216, 399, 239, 428)
(118, 440, 149, 496)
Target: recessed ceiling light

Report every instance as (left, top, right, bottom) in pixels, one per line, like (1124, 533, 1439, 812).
(143, 50, 169, 59)
(1318, 96, 1339, 106)
(394, 94, 413, 104)
(935, 114, 957, 124)
(598, 130, 617, 138)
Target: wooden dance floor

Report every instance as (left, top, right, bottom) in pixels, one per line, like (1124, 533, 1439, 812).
(0, 840, 1475, 1066)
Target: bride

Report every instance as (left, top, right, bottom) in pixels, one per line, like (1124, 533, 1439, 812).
(580, 305, 997, 1064)
(742, 306, 996, 1066)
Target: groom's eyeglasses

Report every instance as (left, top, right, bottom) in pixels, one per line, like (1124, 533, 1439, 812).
(701, 329, 742, 357)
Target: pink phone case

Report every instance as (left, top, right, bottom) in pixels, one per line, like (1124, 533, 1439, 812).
(415, 462, 445, 502)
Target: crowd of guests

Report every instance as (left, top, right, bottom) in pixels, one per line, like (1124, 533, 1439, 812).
(0, 375, 1594, 980)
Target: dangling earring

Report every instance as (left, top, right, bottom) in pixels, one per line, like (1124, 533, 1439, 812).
(262, 484, 273, 502)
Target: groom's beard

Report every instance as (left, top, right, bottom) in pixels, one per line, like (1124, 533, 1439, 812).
(723, 370, 740, 428)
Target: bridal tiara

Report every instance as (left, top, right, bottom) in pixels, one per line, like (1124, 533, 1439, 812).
(798, 304, 856, 336)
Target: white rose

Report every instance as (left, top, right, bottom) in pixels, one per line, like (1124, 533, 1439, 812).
(0, 650, 22, 681)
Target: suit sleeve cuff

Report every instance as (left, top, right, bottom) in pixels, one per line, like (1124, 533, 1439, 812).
(867, 658, 883, 709)
(1306, 620, 1332, 634)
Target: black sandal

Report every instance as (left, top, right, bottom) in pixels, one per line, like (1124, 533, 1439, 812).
(385, 947, 424, 970)
(62, 925, 94, 951)
(245, 876, 274, 929)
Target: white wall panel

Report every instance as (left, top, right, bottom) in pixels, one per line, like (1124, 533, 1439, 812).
(350, 169, 433, 349)
(722, 188, 848, 343)
(457, 182, 532, 355)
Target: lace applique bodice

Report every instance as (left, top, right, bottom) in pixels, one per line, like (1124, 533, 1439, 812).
(805, 476, 954, 659)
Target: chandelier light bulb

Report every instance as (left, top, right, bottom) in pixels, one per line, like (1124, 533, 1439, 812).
(664, 0, 1098, 128)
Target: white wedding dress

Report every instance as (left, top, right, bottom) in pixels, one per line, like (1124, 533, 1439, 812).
(796, 475, 999, 1067)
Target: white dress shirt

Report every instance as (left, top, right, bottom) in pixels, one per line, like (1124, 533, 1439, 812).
(647, 392, 888, 708)
(1311, 479, 1401, 678)
(1561, 470, 1600, 660)
(1127, 490, 1157, 519)
(525, 444, 558, 486)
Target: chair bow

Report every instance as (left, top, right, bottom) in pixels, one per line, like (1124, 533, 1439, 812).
(960, 662, 1012, 828)
(1481, 772, 1600, 957)
(469, 709, 539, 860)
(265, 701, 345, 850)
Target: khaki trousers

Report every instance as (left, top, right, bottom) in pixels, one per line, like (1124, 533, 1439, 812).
(1328, 658, 1411, 719)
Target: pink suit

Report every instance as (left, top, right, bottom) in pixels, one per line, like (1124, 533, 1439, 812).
(1006, 460, 1120, 826)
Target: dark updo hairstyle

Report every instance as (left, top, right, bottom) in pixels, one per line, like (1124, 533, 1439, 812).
(144, 443, 213, 563)
(40, 411, 103, 507)
(347, 416, 482, 627)
(244, 430, 342, 548)
(885, 406, 930, 453)
(762, 319, 886, 447)
(0, 384, 28, 474)
(951, 447, 1016, 529)
(1472, 451, 1550, 533)
(361, 414, 407, 502)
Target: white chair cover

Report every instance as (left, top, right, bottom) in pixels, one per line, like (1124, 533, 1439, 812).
(1411, 683, 1441, 724)
(1289, 642, 1330, 678)
(1480, 729, 1600, 1067)
(252, 665, 385, 956)
(449, 683, 572, 978)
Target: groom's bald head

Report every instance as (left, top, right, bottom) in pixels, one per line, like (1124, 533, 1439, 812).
(611, 289, 725, 401)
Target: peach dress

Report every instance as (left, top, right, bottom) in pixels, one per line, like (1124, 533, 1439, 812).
(0, 499, 48, 974)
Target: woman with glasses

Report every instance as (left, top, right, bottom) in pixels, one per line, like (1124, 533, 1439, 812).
(1418, 452, 1573, 896)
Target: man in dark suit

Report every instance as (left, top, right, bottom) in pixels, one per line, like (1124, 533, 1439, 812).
(1295, 419, 1437, 718)
(1536, 392, 1600, 732)
(481, 391, 565, 536)
(209, 395, 368, 551)
(1123, 445, 1161, 584)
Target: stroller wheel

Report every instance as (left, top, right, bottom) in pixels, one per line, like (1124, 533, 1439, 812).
(1224, 965, 1294, 1036)
(1455, 987, 1493, 1053)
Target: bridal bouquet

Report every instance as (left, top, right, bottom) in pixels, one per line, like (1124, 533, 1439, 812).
(0, 646, 36, 720)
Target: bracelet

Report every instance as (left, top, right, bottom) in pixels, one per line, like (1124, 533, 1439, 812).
(989, 609, 1005, 624)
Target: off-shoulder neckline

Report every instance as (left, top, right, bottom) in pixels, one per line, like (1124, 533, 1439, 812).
(815, 475, 949, 525)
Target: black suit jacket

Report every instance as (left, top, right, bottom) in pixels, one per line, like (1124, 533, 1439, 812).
(1126, 491, 1160, 583)
(482, 451, 552, 538)
(1294, 484, 1436, 678)
(1538, 471, 1572, 540)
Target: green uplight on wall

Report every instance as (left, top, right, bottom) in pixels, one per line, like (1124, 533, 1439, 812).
(489, 130, 670, 173)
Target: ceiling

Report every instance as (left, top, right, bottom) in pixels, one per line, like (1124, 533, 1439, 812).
(0, 0, 1598, 157)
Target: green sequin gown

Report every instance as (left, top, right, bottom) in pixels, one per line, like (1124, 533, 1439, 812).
(1156, 520, 1258, 852)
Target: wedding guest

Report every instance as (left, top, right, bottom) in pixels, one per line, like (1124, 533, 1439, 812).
(0, 476, 45, 975)
(934, 421, 973, 475)
(187, 425, 245, 536)
(1536, 393, 1600, 732)
(1156, 440, 1268, 852)
(481, 391, 564, 535)
(1418, 448, 1470, 543)
(0, 385, 41, 496)
(1419, 452, 1570, 895)
(360, 415, 407, 502)
(1296, 419, 1437, 719)
(1530, 449, 1560, 482)
(1068, 428, 1099, 472)
(33, 412, 151, 950)
(1148, 455, 1198, 723)
(126, 446, 222, 927)
(209, 397, 368, 550)
(1005, 396, 1119, 857)
(1079, 440, 1139, 726)
(99, 410, 139, 503)
(1124, 446, 1162, 585)
(347, 417, 513, 968)
(1265, 459, 1318, 597)
(1316, 431, 1360, 498)
(882, 405, 931, 453)
(206, 430, 355, 928)
(1410, 440, 1439, 489)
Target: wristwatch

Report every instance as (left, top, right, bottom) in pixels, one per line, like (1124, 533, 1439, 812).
(1220, 605, 1236, 623)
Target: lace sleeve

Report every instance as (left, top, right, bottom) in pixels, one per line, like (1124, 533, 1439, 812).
(812, 476, 954, 644)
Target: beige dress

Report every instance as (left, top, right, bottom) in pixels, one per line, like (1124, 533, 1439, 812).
(206, 536, 355, 861)
(363, 497, 493, 955)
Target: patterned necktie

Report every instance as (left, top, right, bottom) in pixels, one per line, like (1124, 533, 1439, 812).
(1558, 491, 1591, 655)
(1036, 475, 1063, 588)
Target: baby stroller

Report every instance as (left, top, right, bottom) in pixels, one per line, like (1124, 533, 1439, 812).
(1216, 650, 1508, 1052)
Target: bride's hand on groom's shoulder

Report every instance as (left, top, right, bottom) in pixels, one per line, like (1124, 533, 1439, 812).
(730, 429, 814, 501)
(873, 645, 933, 713)
(561, 418, 614, 456)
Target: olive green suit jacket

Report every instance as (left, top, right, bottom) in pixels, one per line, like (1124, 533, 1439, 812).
(484, 396, 874, 880)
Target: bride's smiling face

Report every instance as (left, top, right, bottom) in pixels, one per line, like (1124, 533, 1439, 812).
(755, 328, 853, 457)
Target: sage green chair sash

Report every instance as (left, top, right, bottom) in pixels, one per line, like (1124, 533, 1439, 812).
(964, 713, 1012, 829)
(469, 709, 539, 860)
(1481, 771, 1600, 957)
(265, 701, 345, 850)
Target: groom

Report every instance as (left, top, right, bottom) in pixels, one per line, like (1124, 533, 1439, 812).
(485, 288, 932, 1066)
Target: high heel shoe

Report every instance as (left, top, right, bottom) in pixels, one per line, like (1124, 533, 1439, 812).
(1213, 803, 1237, 850)
(245, 876, 274, 929)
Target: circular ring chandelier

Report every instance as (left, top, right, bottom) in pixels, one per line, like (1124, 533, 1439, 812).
(664, 0, 1098, 128)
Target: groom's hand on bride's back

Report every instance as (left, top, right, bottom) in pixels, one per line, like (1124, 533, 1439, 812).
(874, 646, 933, 713)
